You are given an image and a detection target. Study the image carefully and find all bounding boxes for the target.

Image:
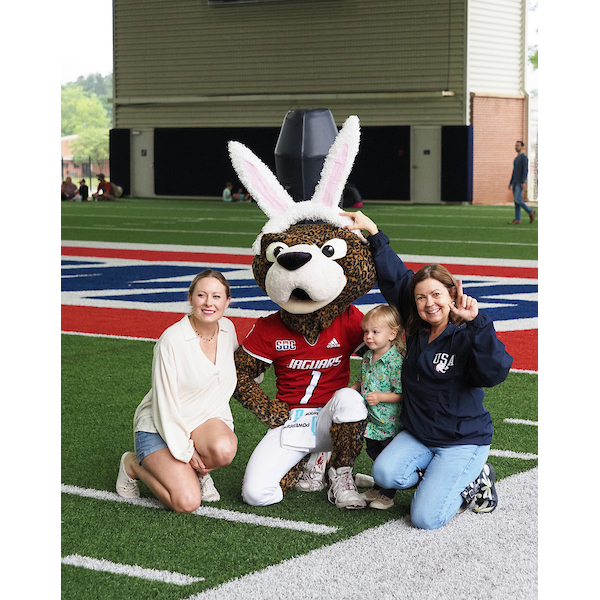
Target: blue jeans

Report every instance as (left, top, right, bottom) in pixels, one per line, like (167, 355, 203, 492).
(512, 184, 532, 222)
(371, 430, 490, 530)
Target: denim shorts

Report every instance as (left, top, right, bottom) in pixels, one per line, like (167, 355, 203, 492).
(135, 430, 168, 463)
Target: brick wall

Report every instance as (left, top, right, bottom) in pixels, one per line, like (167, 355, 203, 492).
(471, 94, 528, 205)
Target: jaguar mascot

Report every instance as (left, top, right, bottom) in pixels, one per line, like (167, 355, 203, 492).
(229, 116, 376, 509)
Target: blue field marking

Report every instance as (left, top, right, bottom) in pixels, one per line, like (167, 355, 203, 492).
(62, 258, 537, 325)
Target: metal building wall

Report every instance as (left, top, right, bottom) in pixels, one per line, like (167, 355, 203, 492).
(113, 0, 469, 128)
(467, 0, 526, 95)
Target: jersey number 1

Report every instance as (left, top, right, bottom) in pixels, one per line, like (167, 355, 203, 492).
(299, 371, 322, 404)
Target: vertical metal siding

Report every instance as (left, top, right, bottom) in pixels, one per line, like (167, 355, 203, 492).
(467, 0, 525, 95)
(114, 0, 468, 128)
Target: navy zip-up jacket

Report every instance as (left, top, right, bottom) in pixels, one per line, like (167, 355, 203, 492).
(369, 231, 513, 446)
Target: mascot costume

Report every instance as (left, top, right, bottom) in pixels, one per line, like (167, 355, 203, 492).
(228, 115, 377, 509)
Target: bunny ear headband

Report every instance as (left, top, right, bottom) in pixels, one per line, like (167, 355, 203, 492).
(228, 115, 362, 254)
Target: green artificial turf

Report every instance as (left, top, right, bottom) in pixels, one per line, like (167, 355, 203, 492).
(61, 198, 538, 260)
(61, 198, 537, 598)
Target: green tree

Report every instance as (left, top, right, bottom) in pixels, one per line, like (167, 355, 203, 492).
(71, 127, 110, 162)
(74, 73, 113, 124)
(529, 47, 538, 70)
(61, 85, 110, 136)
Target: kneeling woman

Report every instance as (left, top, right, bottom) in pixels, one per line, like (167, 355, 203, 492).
(343, 211, 513, 530)
(116, 270, 238, 512)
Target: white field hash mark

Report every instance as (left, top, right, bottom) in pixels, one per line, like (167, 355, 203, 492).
(61, 554, 204, 585)
(504, 418, 538, 426)
(61, 484, 339, 534)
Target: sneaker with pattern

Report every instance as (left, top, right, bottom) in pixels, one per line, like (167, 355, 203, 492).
(327, 466, 366, 509)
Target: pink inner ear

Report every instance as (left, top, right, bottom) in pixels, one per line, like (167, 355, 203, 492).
(245, 160, 289, 215)
(319, 143, 348, 207)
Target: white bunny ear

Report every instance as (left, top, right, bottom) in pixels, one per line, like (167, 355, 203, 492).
(228, 140, 294, 219)
(311, 115, 360, 209)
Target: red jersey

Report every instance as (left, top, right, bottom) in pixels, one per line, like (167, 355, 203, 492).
(242, 305, 365, 410)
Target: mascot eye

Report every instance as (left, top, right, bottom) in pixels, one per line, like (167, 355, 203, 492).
(321, 239, 347, 260)
(266, 242, 289, 262)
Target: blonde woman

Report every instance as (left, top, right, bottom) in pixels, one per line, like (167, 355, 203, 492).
(116, 270, 238, 512)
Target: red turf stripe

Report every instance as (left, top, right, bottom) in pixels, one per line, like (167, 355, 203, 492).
(497, 329, 537, 371)
(403, 263, 537, 279)
(61, 246, 254, 265)
(61, 247, 536, 278)
(62, 305, 536, 371)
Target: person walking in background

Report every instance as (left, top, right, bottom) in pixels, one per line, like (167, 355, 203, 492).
(508, 141, 535, 224)
(116, 270, 239, 512)
(349, 304, 404, 510)
(341, 210, 513, 530)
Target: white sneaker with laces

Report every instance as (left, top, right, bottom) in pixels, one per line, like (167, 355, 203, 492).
(116, 452, 140, 498)
(295, 451, 331, 492)
(199, 474, 220, 502)
(327, 466, 366, 509)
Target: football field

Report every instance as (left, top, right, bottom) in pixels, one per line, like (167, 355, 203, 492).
(61, 199, 538, 599)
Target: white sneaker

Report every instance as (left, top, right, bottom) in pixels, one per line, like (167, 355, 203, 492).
(295, 451, 331, 492)
(116, 452, 140, 498)
(327, 466, 366, 509)
(199, 474, 220, 502)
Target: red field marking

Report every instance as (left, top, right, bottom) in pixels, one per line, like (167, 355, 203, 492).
(62, 305, 536, 371)
(497, 329, 537, 372)
(61, 246, 536, 279)
(61, 305, 256, 345)
(61, 246, 254, 265)
(404, 263, 537, 280)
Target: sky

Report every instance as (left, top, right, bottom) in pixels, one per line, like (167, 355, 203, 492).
(61, 0, 113, 84)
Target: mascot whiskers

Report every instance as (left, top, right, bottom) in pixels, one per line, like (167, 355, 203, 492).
(229, 116, 376, 509)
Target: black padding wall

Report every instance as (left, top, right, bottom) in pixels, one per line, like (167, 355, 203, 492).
(154, 128, 280, 197)
(109, 129, 131, 196)
(352, 126, 411, 201)
(152, 125, 412, 200)
(441, 125, 473, 203)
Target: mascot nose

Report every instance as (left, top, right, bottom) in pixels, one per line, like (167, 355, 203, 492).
(277, 251, 312, 271)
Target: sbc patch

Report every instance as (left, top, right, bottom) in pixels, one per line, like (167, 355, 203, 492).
(276, 340, 297, 351)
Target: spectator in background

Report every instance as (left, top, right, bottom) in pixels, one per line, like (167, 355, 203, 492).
(61, 177, 78, 201)
(342, 182, 363, 209)
(92, 173, 115, 201)
(508, 141, 535, 224)
(74, 179, 89, 202)
(222, 182, 240, 203)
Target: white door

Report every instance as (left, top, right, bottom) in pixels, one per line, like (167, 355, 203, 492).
(410, 126, 441, 204)
(130, 130, 155, 198)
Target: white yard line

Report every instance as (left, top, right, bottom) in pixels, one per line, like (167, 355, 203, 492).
(61, 484, 339, 535)
(61, 554, 204, 585)
(489, 449, 538, 460)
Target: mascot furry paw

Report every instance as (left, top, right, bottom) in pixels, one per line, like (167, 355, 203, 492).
(229, 116, 376, 509)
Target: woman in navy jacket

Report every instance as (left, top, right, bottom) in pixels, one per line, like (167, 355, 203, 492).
(343, 211, 513, 530)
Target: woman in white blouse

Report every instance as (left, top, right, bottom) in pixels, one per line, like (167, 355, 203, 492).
(116, 270, 239, 512)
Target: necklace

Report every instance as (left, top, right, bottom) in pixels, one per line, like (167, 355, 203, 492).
(190, 315, 218, 343)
